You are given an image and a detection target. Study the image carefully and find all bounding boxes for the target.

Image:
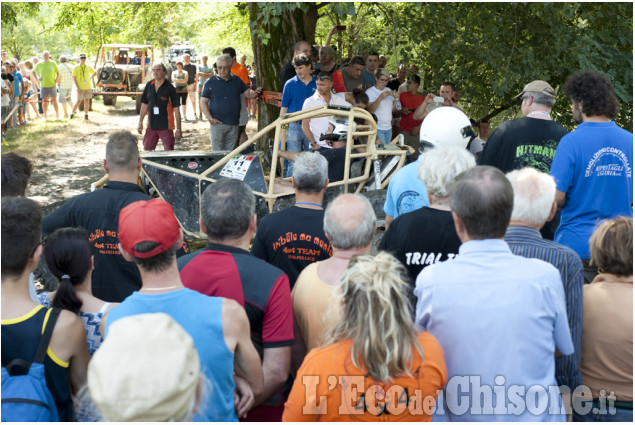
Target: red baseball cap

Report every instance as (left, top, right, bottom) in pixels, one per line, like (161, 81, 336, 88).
(118, 199, 180, 259)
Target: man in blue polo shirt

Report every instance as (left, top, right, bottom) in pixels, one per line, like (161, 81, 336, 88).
(280, 53, 316, 177)
(200, 54, 261, 151)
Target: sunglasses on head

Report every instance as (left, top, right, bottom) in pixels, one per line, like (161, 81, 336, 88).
(317, 75, 332, 81)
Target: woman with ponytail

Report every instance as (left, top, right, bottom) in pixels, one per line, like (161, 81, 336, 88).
(283, 251, 447, 421)
(40, 227, 117, 355)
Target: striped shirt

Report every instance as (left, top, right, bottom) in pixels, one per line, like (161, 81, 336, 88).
(505, 225, 584, 390)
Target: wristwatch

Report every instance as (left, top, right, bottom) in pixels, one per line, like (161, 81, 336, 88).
(310, 141, 317, 148)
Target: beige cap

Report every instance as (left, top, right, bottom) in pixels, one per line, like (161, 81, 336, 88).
(88, 313, 200, 422)
(515, 80, 556, 98)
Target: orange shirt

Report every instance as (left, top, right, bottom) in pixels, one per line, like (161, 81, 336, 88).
(283, 332, 447, 422)
(231, 63, 250, 85)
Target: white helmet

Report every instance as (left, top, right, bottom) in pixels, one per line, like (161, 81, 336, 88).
(320, 117, 357, 142)
(419, 107, 475, 150)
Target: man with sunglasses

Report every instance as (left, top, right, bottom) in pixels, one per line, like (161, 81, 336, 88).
(301, 72, 351, 181)
(70, 54, 95, 120)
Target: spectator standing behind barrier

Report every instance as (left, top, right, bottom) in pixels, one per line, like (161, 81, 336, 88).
(34, 51, 60, 120)
(104, 198, 264, 421)
(550, 70, 633, 282)
(415, 166, 573, 421)
(280, 41, 312, 89)
(70, 54, 95, 121)
(284, 252, 447, 421)
(504, 168, 584, 400)
(361, 52, 380, 88)
(138, 63, 181, 151)
(332, 56, 365, 94)
(279, 54, 317, 177)
(252, 152, 331, 288)
(396, 75, 425, 151)
(182, 53, 197, 120)
(200, 55, 260, 151)
(365, 68, 395, 144)
(1, 69, 10, 137)
(2, 197, 90, 421)
(57, 55, 73, 119)
(8, 60, 24, 127)
(196, 55, 213, 121)
(576, 217, 633, 422)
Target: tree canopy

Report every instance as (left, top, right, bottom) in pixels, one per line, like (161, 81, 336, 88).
(2, 2, 632, 130)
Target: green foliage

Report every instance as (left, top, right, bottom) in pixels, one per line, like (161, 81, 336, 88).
(1, 2, 40, 26)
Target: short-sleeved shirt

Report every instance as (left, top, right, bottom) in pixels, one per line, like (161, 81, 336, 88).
(365, 86, 393, 130)
(57, 63, 74, 90)
(11, 71, 23, 96)
(332, 68, 364, 93)
(362, 68, 376, 88)
(281, 75, 316, 114)
(231, 62, 250, 85)
(301, 91, 351, 148)
(141, 79, 179, 130)
(183, 63, 197, 85)
(178, 242, 294, 356)
(34, 61, 59, 88)
(197, 63, 213, 88)
(72, 64, 95, 90)
(549, 121, 633, 258)
(399, 91, 425, 132)
(201, 74, 247, 125)
(478, 116, 569, 174)
(251, 206, 332, 287)
(382, 158, 429, 220)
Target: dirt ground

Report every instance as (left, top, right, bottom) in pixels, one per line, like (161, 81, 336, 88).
(21, 96, 257, 208)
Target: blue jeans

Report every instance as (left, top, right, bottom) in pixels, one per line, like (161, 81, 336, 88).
(283, 121, 309, 177)
(573, 399, 633, 422)
(377, 128, 392, 144)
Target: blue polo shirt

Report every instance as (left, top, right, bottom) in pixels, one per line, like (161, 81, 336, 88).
(281, 75, 316, 114)
(201, 74, 247, 125)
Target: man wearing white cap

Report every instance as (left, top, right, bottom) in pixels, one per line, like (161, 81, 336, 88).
(478, 80, 569, 239)
(103, 198, 264, 421)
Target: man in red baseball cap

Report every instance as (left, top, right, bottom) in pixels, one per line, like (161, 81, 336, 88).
(105, 198, 264, 421)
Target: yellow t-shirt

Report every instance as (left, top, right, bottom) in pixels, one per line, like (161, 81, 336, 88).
(72, 64, 95, 90)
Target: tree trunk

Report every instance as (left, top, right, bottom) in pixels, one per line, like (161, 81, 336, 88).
(249, 3, 319, 151)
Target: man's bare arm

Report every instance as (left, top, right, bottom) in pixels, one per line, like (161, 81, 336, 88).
(254, 346, 291, 406)
(222, 299, 265, 400)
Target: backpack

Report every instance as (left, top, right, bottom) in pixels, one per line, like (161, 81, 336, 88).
(1, 308, 61, 422)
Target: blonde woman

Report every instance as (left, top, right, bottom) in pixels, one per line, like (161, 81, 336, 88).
(283, 252, 447, 421)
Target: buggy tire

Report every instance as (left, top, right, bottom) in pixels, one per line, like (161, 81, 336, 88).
(135, 93, 142, 114)
(103, 95, 117, 106)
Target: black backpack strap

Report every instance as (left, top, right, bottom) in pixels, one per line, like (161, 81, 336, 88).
(33, 308, 61, 365)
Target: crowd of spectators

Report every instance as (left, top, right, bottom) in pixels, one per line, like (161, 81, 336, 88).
(1, 32, 632, 424)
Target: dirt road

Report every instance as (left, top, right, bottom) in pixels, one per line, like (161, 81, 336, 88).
(25, 96, 253, 208)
